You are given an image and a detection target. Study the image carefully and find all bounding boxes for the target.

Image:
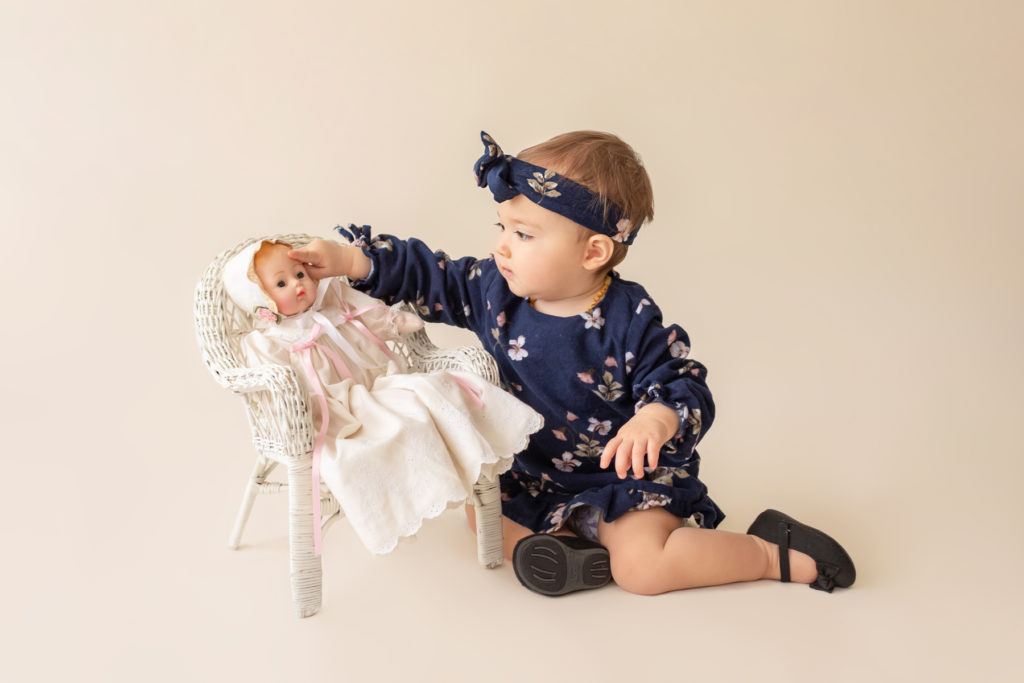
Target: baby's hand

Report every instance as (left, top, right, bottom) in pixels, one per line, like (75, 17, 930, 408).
(599, 403, 679, 479)
(287, 239, 370, 280)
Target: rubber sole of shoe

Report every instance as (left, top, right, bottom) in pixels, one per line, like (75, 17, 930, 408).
(512, 535, 612, 596)
(747, 509, 856, 589)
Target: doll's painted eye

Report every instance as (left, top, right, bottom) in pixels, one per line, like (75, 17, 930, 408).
(276, 280, 286, 288)
(296, 271, 305, 279)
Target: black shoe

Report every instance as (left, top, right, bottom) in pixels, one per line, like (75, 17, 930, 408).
(512, 534, 612, 596)
(746, 509, 856, 593)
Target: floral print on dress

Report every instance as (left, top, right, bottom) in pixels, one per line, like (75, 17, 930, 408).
(508, 335, 528, 361)
(667, 329, 690, 358)
(573, 433, 603, 460)
(581, 307, 605, 330)
(646, 466, 691, 486)
(587, 417, 612, 435)
(547, 503, 569, 528)
(632, 491, 673, 511)
(592, 370, 625, 402)
(553, 452, 582, 472)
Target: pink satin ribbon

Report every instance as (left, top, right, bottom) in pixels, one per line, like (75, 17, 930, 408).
(452, 374, 485, 409)
(291, 321, 357, 556)
(336, 299, 399, 362)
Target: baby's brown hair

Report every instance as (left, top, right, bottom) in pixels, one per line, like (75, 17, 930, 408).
(518, 131, 654, 270)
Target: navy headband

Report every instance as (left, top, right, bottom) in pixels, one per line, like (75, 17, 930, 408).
(473, 131, 641, 245)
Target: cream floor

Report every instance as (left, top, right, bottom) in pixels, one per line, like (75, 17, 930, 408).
(3, 2, 1023, 681)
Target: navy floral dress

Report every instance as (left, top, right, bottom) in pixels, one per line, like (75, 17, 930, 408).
(340, 226, 724, 537)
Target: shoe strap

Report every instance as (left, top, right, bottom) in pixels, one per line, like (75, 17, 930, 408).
(777, 521, 791, 583)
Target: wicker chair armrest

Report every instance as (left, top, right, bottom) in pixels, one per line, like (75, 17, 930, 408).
(220, 363, 304, 398)
(221, 363, 314, 459)
(409, 337, 500, 385)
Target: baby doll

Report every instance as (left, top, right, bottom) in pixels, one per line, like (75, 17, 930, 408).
(222, 239, 543, 555)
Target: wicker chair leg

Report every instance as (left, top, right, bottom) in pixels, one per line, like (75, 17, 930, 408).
(229, 457, 269, 549)
(288, 456, 323, 618)
(472, 476, 504, 568)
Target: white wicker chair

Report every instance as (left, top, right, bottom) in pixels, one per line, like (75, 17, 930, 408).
(194, 234, 505, 617)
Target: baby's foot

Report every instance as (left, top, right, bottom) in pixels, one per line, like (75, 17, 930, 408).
(512, 534, 611, 596)
(747, 509, 856, 592)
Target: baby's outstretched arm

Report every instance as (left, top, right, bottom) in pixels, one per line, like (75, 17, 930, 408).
(599, 403, 679, 479)
(288, 239, 371, 281)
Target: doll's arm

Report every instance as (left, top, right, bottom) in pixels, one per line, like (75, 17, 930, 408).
(337, 281, 424, 341)
(392, 306, 425, 335)
(240, 329, 293, 368)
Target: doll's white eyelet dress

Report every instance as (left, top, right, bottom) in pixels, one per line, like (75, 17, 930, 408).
(223, 240, 542, 554)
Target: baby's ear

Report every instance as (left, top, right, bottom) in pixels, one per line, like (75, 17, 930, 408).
(582, 234, 614, 271)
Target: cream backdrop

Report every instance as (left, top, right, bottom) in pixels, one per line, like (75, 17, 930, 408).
(2, 2, 1022, 682)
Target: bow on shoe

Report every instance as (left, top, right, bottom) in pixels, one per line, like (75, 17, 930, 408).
(810, 564, 840, 593)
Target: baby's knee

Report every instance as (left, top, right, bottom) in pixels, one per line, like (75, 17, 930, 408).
(609, 550, 666, 596)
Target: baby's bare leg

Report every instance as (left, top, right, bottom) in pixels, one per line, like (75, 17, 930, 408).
(597, 508, 816, 595)
(464, 504, 575, 560)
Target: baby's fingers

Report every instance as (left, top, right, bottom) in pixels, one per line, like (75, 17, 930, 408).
(646, 439, 660, 472)
(599, 438, 621, 470)
(287, 247, 320, 266)
(630, 440, 647, 479)
(614, 440, 640, 479)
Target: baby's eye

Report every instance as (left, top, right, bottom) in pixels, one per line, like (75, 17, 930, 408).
(515, 231, 532, 241)
(495, 222, 505, 231)
(276, 280, 286, 288)
(296, 271, 305, 279)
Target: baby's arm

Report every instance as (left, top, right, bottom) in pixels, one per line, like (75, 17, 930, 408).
(312, 227, 489, 335)
(600, 311, 714, 480)
(288, 240, 370, 281)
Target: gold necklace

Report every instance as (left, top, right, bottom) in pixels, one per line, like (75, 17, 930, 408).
(529, 275, 611, 312)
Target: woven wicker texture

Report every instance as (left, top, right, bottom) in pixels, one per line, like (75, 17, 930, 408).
(195, 234, 505, 617)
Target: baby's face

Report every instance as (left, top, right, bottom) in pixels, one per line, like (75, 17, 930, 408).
(254, 243, 317, 316)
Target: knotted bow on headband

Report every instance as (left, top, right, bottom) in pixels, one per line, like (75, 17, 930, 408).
(473, 131, 641, 244)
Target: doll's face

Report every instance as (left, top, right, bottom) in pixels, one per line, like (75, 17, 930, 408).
(253, 242, 318, 316)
